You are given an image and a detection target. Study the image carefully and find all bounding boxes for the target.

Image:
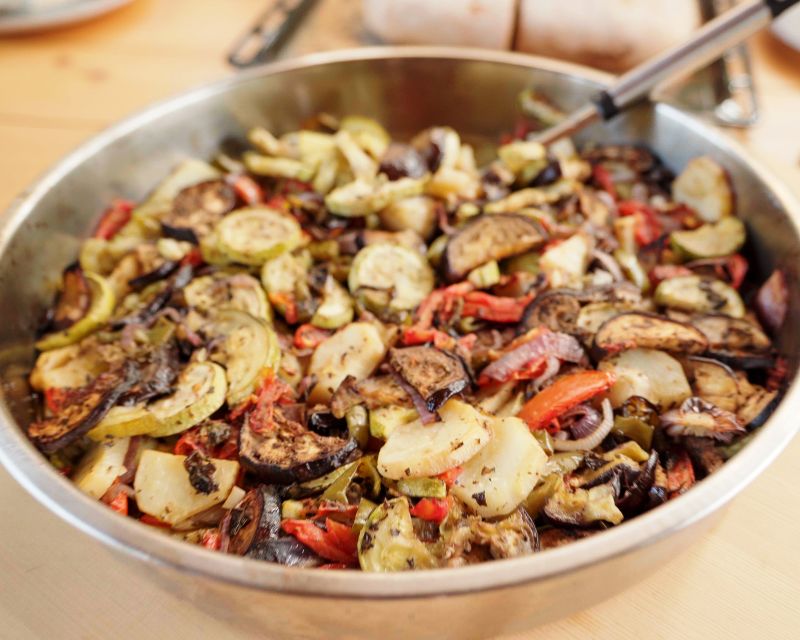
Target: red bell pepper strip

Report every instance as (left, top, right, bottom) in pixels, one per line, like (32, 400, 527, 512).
(592, 165, 617, 200)
(93, 199, 134, 240)
(201, 529, 222, 551)
(293, 323, 331, 350)
(43, 387, 80, 414)
(180, 247, 204, 268)
(140, 514, 171, 529)
(174, 423, 239, 460)
(666, 449, 696, 498)
(230, 175, 264, 205)
(434, 466, 463, 487)
(281, 518, 358, 564)
(618, 200, 662, 246)
(648, 264, 693, 288)
(409, 498, 450, 523)
(460, 291, 535, 323)
(267, 292, 299, 325)
(230, 373, 297, 425)
(518, 370, 616, 432)
(315, 501, 359, 521)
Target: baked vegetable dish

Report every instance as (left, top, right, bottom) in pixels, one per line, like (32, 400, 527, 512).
(27, 111, 788, 570)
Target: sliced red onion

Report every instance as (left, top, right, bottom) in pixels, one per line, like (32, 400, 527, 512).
(117, 435, 142, 485)
(393, 373, 437, 424)
(591, 249, 623, 282)
(531, 355, 561, 391)
(553, 399, 614, 452)
(561, 403, 602, 439)
(480, 329, 585, 384)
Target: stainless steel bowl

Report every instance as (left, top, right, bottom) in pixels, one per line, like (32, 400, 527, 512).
(0, 48, 798, 640)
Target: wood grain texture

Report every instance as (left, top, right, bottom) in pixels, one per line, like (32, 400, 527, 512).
(1, 1, 799, 638)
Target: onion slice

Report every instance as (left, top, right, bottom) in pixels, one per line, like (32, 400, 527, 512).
(553, 399, 614, 452)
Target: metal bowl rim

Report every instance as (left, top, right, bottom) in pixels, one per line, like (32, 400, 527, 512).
(0, 45, 798, 599)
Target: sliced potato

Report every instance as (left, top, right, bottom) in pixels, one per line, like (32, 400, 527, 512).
(377, 399, 493, 480)
(133, 450, 239, 526)
(216, 207, 302, 266)
(670, 217, 746, 260)
(600, 348, 691, 409)
(672, 156, 733, 223)
(540, 233, 594, 289)
(654, 275, 744, 318)
(147, 362, 227, 437)
(72, 437, 131, 499)
(595, 312, 708, 354)
(308, 322, 387, 403)
(349, 242, 434, 311)
(452, 416, 547, 518)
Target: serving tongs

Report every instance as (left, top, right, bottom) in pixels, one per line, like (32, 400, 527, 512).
(534, 0, 799, 145)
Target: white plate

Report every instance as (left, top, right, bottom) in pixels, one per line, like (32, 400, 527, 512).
(0, 0, 134, 35)
(772, 4, 800, 51)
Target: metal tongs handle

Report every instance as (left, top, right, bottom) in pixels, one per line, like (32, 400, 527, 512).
(535, 0, 800, 144)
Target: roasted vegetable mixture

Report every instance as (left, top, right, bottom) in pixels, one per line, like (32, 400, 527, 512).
(27, 112, 788, 570)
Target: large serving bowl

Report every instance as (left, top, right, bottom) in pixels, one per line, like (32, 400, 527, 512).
(0, 48, 798, 640)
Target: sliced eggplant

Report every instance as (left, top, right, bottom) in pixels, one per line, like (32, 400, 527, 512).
(160, 179, 236, 242)
(378, 144, 428, 181)
(737, 386, 779, 427)
(36, 272, 116, 351)
(358, 497, 436, 572)
(691, 314, 771, 353)
(184, 272, 271, 323)
(238, 406, 357, 484)
(224, 485, 280, 555)
(49, 265, 91, 332)
(684, 356, 740, 412)
(128, 260, 180, 291)
(330, 375, 412, 419)
(132, 159, 221, 221)
(519, 291, 581, 334)
(683, 436, 725, 476)
(575, 301, 645, 337)
(670, 217, 745, 260)
(661, 397, 745, 443)
(443, 214, 544, 283)
(599, 348, 691, 409)
(672, 156, 733, 223)
(216, 207, 302, 266)
(204, 309, 281, 406)
(595, 312, 708, 355)
(28, 362, 138, 454)
(389, 347, 469, 412)
(348, 242, 434, 311)
(543, 482, 623, 526)
(654, 275, 744, 318)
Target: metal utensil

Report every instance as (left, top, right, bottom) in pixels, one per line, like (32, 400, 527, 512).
(534, 0, 799, 144)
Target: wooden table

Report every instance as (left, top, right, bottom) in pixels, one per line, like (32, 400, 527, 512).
(1, 1, 799, 638)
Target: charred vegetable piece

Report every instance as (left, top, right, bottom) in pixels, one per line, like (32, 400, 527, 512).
(737, 386, 778, 427)
(600, 348, 691, 409)
(161, 179, 236, 242)
(331, 375, 412, 419)
(49, 265, 91, 331)
(133, 450, 239, 527)
(654, 276, 744, 318)
(594, 312, 708, 355)
(184, 273, 271, 323)
(239, 407, 357, 484)
(672, 156, 733, 223)
(389, 347, 469, 412)
(690, 314, 771, 354)
(661, 397, 745, 442)
(684, 357, 740, 412)
(358, 497, 436, 572)
(28, 362, 138, 454)
(755, 269, 788, 335)
(224, 485, 292, 560)
(443, 214, 543, 282)
(670, 217, 745, 260)
(36, 272, 115, 351)
(544, 482, 623, 526)
(520, 291, 581, 334)
(216, 207, 302, 265)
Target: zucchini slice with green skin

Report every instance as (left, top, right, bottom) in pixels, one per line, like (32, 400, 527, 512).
(88, 404, 162, 441)
(216, 207, 302, 266)
(670, 217, 746, 260)
(348, 243, 434, 311)
(147, 361, 227, 438)
(36, 272, 115, 351)
(595, 312, 708, 355)
(357, 497, 437, 572)
(184, 272, 272, 323)
(654, 275, 744, 318)
(311, 275, 354, 329)
(205, 309, 280, 406)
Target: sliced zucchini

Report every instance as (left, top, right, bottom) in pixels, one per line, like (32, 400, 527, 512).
(349, 243, 434, 311)
(540, 233, 594, 289)
(377, 196, 438, 240)
(216, 207, 302, 266)
(308, 322, 387, 403)
(242, 152, 314, 181)
(595, 312, 708, 354)
(205, 309, 280, 406)
(133, 450, 239, 526)
(599, 348, 691, 409)
(72, 437, 132, 499)
(147, 361, 227, 437)
(88, 404, 161, 441)
(340, 115, 391, 159)
(335, 130, 378, 181)
(358, 497, 436, 572)
(260, 250, 311, 305)
(467, 260, 501, 289)
(36, 273, 115, 351)
(396, 477, 447, 499)
(672, 156, 733, 223)
(654, 275, 744, 318)
(670, 217, 746, 260)
(411, 126, 461, 171)
(325, 178, 376, 217)
(452, 415, 547, 518)
(184, 273, 272, 323)
(369, 406, 418, 440)
(425, 167, 480, 201)
(377, 399, 492, 480)
(497, 139, 547, 174)
(311, 275, 354, 329)
(544, 483, 623, 526)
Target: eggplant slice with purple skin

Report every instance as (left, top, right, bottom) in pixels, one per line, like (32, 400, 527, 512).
(28, 361, 139, 454)
(330, 374, 412, 419)
(690, 314, 775, 368)
(48, 265, 91, 332)
(594, 312, 708, 355)
(161, 179, 237, 243)
(389, 347, 470, 412)
(443, 214, 544, 283)
(239, 407, 357, 484)
(121, 343, 180, 405)
(661, 396, 745, 443)
(519, 290, 581, 334)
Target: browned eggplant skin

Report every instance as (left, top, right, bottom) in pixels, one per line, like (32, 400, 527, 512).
(49, 265, 91, 332)
(443, 214, 544, 282)
(330, 375, 411, 419)
(161, 179, 236, 242)
(594, 311, 709, 354)
(389, 346, 470, 412)
(223, 485, 280, 555)
(238, 408, 358, 484)
(28, 361, 139, 454)
(519, 291, 581, 335)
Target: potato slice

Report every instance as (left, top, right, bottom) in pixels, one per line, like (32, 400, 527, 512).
(134, 450, 239, 526)
(377, 399, 492, 480)
(72, 437, 132, 499)
(595, 312, 708, 354)
(600, 348, 691, 409)
(452, 415, 547, 518)
(672, 156, 733, 223)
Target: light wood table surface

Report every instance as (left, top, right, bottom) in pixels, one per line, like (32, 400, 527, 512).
(1, 1, 800, 638)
